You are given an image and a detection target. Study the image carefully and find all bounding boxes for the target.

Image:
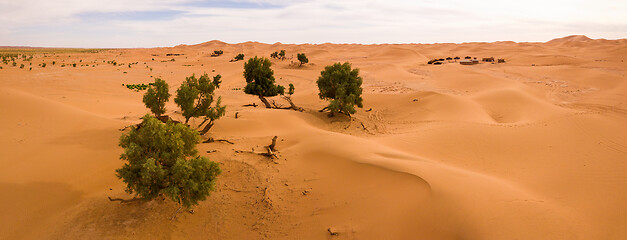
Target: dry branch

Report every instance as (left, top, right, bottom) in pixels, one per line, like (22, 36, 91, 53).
(107, 196, 143, 203)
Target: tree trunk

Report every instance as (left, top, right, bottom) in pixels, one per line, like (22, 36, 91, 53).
(268, 136, 278, 151)
(259, 96, 272, 108)
(199, 121, 214, 135)
(283, 96, 304, 111)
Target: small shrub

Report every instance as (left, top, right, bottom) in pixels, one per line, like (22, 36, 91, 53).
(41, 63, 46, 68)
(229, 54, 244, 62)
(73, 63, 76, 67)
(297, 53, 308, 66)
(20, 64, 24, 69)
(279, 50, 286, 60)
(117, 114, 221, 209)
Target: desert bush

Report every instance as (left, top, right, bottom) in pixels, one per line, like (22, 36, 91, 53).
(12, 62, 16, 67)
(270, 51, 278, 59)
(279, 50, 286, 60)
(297, 53, 308, 66)
(174, 73, 226, 133)
(52, 61, 56, 65)
(20, 64, 24, 69)
(243, 56, 284, 108)
(143, 78, 171, 117)
(72, 63, 76, 67)
(232, 53, 245, 62)
(117, 114, 221, 209)
(316, 62, 364, 116)
(41, 63, 46, 68)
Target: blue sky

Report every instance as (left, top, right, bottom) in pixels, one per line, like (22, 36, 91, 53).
(0, 0, 625, 48)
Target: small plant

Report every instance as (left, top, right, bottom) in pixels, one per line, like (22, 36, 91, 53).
(170, 58, 176, 62)
(72, 63, 76, 67)
(143, 78, 170, 117)
(211, 50, 223, 57)
(297, 53, 308, 66)
(278, 50, 286, 60)
(243, 56, 284, 108)
(20, 64, 24, 69)
(41, 63, 46, 68)
(270, 51, 279, 59)
(116, 114, 221, 210)
(128, 63, 131, 68)
(231, 53, 244, 62)
(52, 61, 56, 65)
(12, 62, 16, 67)
(317, 62, 364, 116)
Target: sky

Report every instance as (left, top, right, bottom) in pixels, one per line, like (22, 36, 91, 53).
(0, 0, 625, 48)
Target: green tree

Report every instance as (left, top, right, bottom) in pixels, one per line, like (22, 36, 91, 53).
(174, 73, 226, 134)
(116, 114, 221, 209)
(232, 53, 244, 62)
(143, 78, 171, 117)
(243, 56, 285, 108)
(297, 53, 308, 66)
(316, 62, 364, 116)
(278, 50, 286, 60)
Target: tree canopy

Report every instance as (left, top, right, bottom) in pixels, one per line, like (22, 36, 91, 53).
(175, 73, 226, 124)
(316, 62, 364, 116)
(297, 53, 308, 66)
(143, 78, 171, 117)
(243, 56, 285, 108)
(117, 115, 221, 209)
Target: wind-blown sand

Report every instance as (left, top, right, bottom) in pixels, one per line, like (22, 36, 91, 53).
(1, 35, 626, 239)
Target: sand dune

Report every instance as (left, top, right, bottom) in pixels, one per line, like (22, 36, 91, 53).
(1, 36, 626, 239)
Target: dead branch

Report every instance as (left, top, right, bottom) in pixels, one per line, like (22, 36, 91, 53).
(207, 150, 217, 153)
(268, 136, 278, 151)
(282, 96, 304, 112)
(243, 103, 258, 107)
(365, 108, 373, 112)
(203, 137, 234, 144)
(235, 112, 239, 119)
(107, 196, 143, 203)
(170, 206, 182, 220)
(319, 106, 329, 112)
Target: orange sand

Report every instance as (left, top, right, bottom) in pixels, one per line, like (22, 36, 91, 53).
(1, 35, 626, 239)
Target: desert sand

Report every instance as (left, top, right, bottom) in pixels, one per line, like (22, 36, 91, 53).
(1, 35, 626, 239)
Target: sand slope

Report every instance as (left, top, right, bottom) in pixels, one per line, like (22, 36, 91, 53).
(1, 36, 626, 239)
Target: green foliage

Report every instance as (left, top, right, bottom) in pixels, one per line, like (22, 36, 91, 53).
(19, 64, 24, 69)
(316, 62, 364, 116)
(143, 78, 171, 117)
(174, 73, 226, 125)
(117, 115, 221, 209)
(12, 62, 16, 67)
(279, 50, 286, 60)
(211, 50, 223, 57)
(243, 56, 285, 98)
(72, 63, 76, 67)
(232, 53, 244, 61)
(41, 63, 46, 68)
(270, 51, 279, 59)
(297, 53, 308, 66)
(126, 83, 154, 91)
(288, 83, 295, 96)
(52, 61, 56, 65)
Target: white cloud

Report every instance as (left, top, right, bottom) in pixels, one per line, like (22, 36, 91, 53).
(0, 0, 625, 47)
